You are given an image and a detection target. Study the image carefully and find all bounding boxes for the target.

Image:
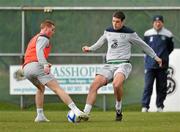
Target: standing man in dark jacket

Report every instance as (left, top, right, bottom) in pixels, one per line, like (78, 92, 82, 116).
(141, 15, 174, 112)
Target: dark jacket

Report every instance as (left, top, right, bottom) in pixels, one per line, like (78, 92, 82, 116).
(144, 27, 174, 69)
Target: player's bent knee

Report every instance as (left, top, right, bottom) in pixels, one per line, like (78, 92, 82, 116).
(113, 83, 123, 90)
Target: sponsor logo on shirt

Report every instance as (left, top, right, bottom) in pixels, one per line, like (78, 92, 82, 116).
(111, 39, 118, 48)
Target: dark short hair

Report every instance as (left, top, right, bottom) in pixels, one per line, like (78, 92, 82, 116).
(112, 10, 126, 21)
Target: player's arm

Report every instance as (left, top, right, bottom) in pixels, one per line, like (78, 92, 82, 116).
(130, 33, 162, 67)
(167, 36, 174, 54)
(82, 34, 107, 53)
(36, 36, 51, 74)
(154, 56, 162, 67)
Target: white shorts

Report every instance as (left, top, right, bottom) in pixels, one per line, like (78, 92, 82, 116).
(96, 63, 132, 83)
(23, 62, 55, 86)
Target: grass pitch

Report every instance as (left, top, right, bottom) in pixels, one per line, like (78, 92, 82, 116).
(0, 111, 180, 132)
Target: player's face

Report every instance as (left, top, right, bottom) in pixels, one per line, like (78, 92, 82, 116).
(45, 25, 55, 37)
(112, 17, 124, 30)
(153, 20, 164, 31)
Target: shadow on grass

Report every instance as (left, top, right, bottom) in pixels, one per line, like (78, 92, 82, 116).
(0, 101, 141, 112)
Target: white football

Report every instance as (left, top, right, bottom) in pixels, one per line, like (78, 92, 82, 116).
(67, 110, 80, 123)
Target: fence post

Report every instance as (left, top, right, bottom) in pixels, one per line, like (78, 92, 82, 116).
(103, 94, 106, 111)
(20, 95, 24, 109)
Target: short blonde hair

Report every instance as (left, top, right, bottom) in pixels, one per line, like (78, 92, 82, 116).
(40, 20, 55, 29)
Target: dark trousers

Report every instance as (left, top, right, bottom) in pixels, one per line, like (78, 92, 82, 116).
(141, 68, 168, 109)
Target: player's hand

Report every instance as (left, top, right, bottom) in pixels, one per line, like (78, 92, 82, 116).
(154, 56, 162, 67)
(44, 63, 52, 74)
(82, 46, 90, 53)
